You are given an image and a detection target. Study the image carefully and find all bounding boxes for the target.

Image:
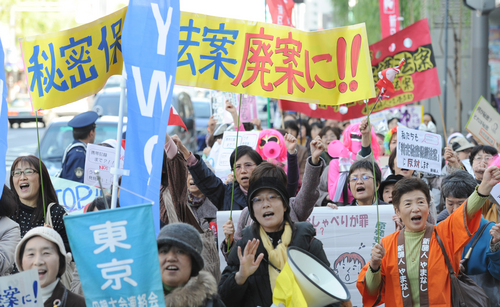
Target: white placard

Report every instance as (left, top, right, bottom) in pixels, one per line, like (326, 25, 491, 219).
(215, 131, 260, 171)
(491, 183, 500, 205)
(217, 206, 396, 307)
(397, 126, 442, 175)
(51, 176, 102, 212)
(84, 144, 124, 188)
(0, 269, 43, 307)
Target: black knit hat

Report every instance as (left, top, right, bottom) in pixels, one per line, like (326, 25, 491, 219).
(247, 177, 290, 223)
(378, 174, 404, 198)
(157, 223, 204, 277)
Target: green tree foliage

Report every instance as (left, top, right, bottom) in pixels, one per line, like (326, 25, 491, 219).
(0, 0, 79, 40)
(330, 0, 427, 45)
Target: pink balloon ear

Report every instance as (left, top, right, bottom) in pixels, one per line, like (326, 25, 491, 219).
(328, 140, 349, 158)
(263, 141, 281, 160)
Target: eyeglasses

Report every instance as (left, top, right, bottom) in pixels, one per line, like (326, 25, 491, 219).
(473, 155, 493, 163)
(349, 175, 374, 183)
(234, 162, 256, 172)
(251, 194, 281, 206)
(12, 168, 37, 177)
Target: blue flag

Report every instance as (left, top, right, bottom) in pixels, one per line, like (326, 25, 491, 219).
(0, 40, 8, 200)
(64, 204, 165, 306)
(119, 0, 180, 234)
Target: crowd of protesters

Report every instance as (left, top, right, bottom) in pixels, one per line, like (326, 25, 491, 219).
(2, 104, 500, 307)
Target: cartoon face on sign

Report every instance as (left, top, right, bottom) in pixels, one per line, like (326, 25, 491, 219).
(333, 252, 366, 284)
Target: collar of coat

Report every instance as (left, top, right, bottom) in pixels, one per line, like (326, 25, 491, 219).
(164, 271, 217, 307)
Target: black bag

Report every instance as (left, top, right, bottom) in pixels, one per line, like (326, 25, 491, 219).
(434, 229, 490, 307)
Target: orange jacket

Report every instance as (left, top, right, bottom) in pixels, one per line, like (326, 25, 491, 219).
(357, 201, 481, 307)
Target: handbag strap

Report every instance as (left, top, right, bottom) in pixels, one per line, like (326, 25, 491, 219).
(46, 202, 56, 227)
(464, 222, 493, 260)
(433, 228, 456, 276)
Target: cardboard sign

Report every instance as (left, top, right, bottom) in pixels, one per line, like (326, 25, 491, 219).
(215, 131, 260, 171)
(84, 144, 124, 189)
(51, 176, 102, 212)
(217, 206, 396, 307)
(397, 126, 442, 175)
(0, 269, 43, 307)
(65, 204, 165, 307)
(211, 91, 234, 124)
(466, 96, 500, 146)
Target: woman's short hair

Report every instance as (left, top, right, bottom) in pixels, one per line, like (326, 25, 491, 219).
(469, 145, 498, 166)
(392, 178, 431, 209)
(284, 120, 299, 134)
(441, 170, 477, 200)
(86, 195, 117, 212)
(229, 146, 263, 170)
(319, 126, 341, 140)
(310, 122, 324, 131)
(348, 159, 382, 187)
(10, 155, 58, 223)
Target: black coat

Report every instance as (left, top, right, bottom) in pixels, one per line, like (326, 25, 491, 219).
(218, 222, 331, 307)
(188, 155, 247, 211)
(44, 281, 85, 307)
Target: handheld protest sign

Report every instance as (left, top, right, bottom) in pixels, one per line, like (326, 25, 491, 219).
(0, 269, 42, 307)
(64, 204, 165, 307)
(84, 144, 124, 189)
(466, 96, 500, 146)
(397, 126, 442, 175)
(215, 131, 260, 173)
(51, 176, 101, 212)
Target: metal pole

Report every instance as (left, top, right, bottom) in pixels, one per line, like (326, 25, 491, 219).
(442, 0, 449, 136)
(471, 12, 490, 109)
(110, 71, 126, 209)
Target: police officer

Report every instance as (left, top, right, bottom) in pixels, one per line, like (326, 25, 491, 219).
(58, 111, 98, 183)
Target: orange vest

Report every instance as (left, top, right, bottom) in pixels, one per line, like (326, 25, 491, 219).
(357, 201, 481, 307)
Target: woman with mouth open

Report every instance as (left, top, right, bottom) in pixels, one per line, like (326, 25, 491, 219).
(357, 165, 500, 307)
(218, 171, 347, 307)
(15, 226, 85, 307)
(9, 156, 70, 254)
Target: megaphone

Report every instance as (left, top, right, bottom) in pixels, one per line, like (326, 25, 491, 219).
(287, 246, 350, 307)
(263, 141, 281, 160)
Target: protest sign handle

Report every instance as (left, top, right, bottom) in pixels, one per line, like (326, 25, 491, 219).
(95, 170, 109, 209)
(366, 95, 382, 243)
(437, 96, 448, 145)
(227, 94, 243, 252)
(111, 72, 127, 209)
(35, 110, 47, 223)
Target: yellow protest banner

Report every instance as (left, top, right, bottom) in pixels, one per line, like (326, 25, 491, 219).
(20, 7, 127, 110)
(175, 12, 375, 105)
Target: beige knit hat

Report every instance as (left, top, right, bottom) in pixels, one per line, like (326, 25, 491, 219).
(15, 226, 72, 273)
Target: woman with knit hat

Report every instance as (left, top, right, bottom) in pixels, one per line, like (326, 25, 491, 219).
(15, 226, 85, 307)
(218, 170, 340, 307)
(157, 223, 225, 307)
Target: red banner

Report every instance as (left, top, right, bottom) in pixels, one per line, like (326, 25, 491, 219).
(281, 19, 441, 121)
(266, 0, 294, 27)
(379, 0, 400, 38)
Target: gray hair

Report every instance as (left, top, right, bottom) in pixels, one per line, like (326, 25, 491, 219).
(441, 170, 477, 200)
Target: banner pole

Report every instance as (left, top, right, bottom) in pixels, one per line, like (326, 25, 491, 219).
(110, 70, 126, 209)
(437, 96, 448, 145)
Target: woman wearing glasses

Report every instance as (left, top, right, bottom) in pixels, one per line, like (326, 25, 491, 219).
(218, 165, 345, 307)
(347, 159, 389, 206)
(9, 156, 69, 253)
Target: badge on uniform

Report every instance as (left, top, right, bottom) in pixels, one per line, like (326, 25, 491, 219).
(75, 167, 84, 178)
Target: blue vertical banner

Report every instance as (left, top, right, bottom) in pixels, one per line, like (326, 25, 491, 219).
(0, 39, 8, 201)
(64, 204, 165, 306)
(120, 0, 180, 234)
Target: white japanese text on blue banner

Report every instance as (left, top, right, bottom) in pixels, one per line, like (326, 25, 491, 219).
(119, 0, 181, 234)
(64, 204, 165, 306)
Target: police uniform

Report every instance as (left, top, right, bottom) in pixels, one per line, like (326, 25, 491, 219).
(59, 111, 98, 183)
